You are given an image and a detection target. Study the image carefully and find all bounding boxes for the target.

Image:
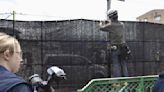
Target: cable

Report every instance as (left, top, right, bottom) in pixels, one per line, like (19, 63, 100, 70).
(4, 14, 12, 19)
(0, 12, 69, 20)
(0, 12, 12, 20)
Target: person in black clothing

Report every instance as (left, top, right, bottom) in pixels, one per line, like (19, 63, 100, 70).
(0, 32, 33, 92)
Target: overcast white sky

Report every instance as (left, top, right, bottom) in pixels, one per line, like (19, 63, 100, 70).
(0, 0, 164, 21)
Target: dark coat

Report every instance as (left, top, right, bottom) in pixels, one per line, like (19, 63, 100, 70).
(0, 65, 32, 92)
(153, 74, 164, 92)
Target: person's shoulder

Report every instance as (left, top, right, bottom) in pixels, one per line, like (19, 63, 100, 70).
(8, 83, 33, 92)
(153, 78, 164, 91)
(0, 69, 31, 91)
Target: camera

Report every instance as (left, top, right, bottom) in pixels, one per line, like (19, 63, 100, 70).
(29, 74, 47, 88)
(29, 66, 66, 92)
(47, 66, 66, 80)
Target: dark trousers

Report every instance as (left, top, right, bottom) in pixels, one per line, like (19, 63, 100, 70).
(111, 48, 128, 77)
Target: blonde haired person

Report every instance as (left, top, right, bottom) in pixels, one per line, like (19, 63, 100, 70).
(0, 32, 33, 92)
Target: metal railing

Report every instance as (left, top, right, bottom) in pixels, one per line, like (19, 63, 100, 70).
(77, 75, 158, 92)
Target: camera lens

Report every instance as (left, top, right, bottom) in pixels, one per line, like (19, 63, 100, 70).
(29, 74, 43, 85)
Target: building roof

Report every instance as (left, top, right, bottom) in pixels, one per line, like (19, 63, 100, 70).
(137, 9, 164, 19)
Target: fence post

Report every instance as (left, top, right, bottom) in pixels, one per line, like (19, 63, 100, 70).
(137, 77, 144, 92)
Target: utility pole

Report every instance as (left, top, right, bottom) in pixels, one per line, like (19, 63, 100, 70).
(12, 11, 15, 37)
(106, 0, 125, 19)
(107, 0, 111, 12)
(106, 0, 111, 19)
(107, 0, 125, 11)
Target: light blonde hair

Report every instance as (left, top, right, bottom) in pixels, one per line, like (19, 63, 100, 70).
(0, 32, 19, 54)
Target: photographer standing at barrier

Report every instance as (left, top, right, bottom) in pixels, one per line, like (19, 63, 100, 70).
(99, 10, 131, 77)
(0, 32, 33, 92)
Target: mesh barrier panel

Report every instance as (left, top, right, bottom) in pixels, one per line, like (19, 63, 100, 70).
(77, 75, 158, 92)
(1, 20, 164, 92)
